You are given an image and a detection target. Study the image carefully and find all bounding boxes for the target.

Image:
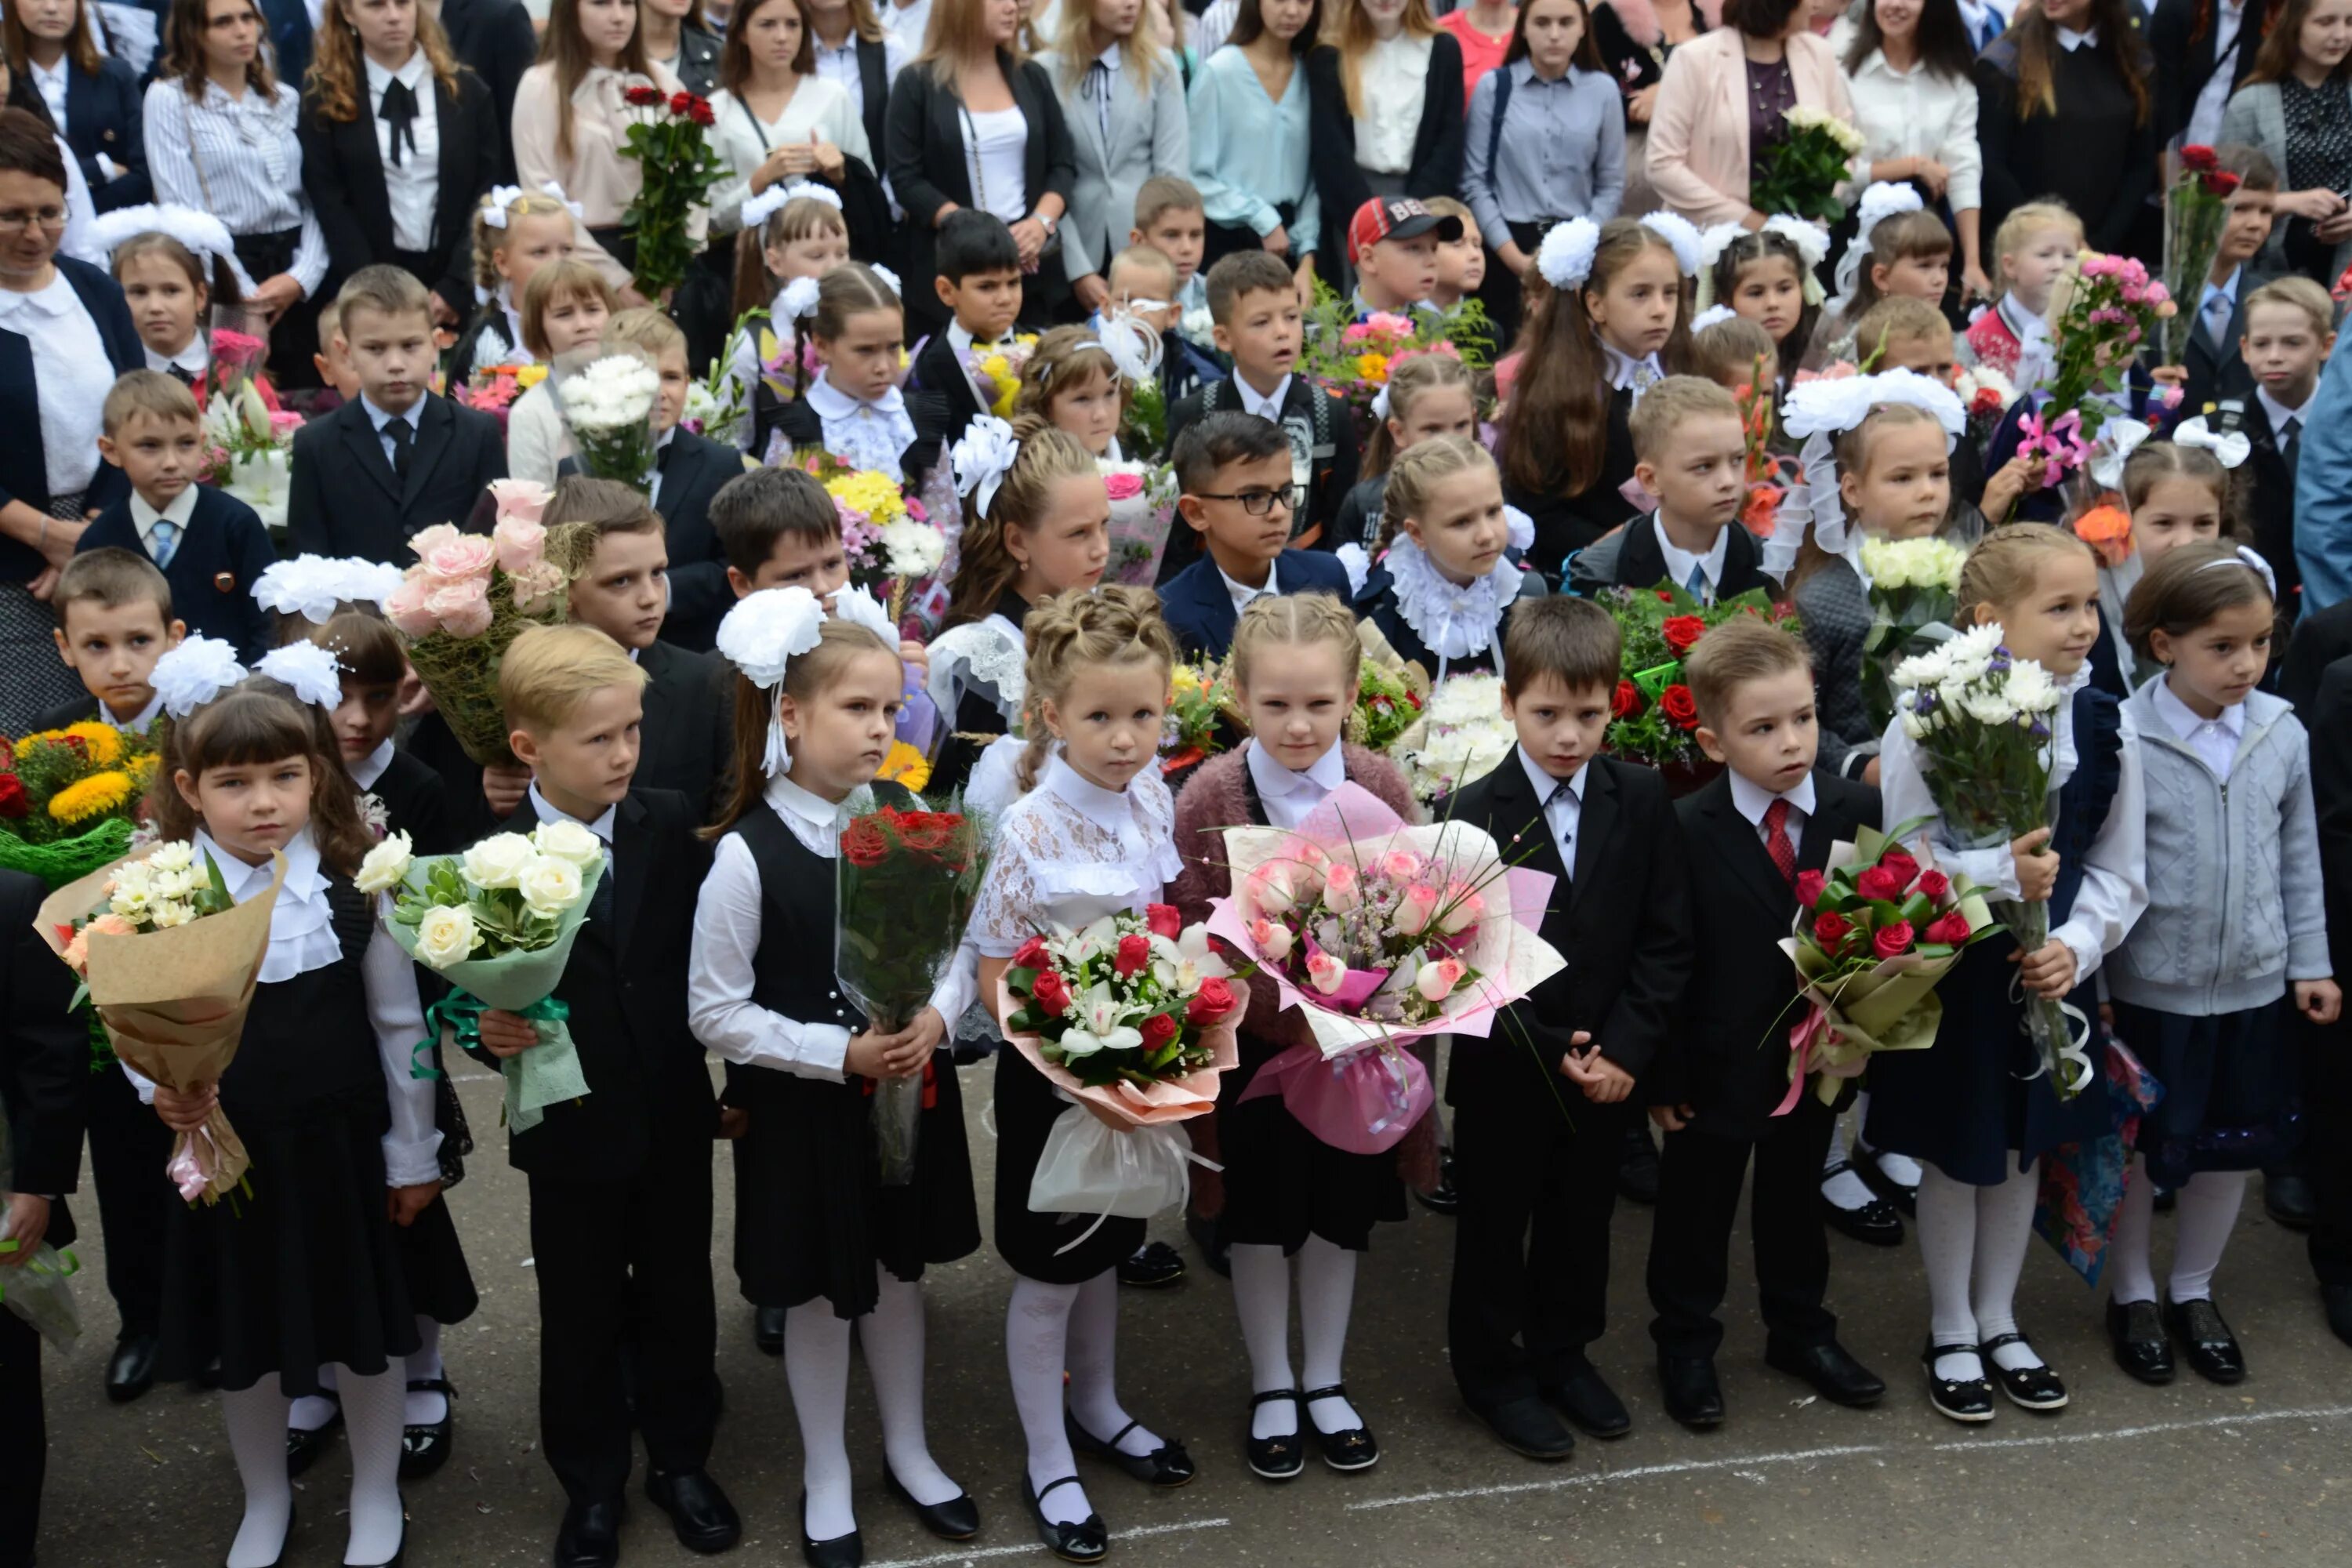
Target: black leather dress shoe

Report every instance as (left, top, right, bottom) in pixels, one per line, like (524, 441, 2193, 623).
(106, 1333, 158, 1403)
(1657, 1356, 1725, 1428)
(1820, 1164, 1905, 1246)
(2166, 1298, 2246, 1385)
(1465, 1394, 1575, 1461)
(1244, 1389, 1305, 1480)
(1920, 1341, 1994, 1423)
(646, 1468, 742, 1553)
(399, 1379, 455, 1479)
(797, 1490, 862, 1568)
(1022, 1475, 1107, 1565)
(1765, 1338, 1886, 1406)
(2105, 1299, 2175, 1385)
(883, 1465, 978, 1541)
(1302, 1383, 1379, 1471)
(1617, 1124, 1661, 1205)
(286, 1399, 343, 1478)
(1116, 1240, 1188, 1288)
(2265, 1174, 2318, 1229)
(2325, 1283, 2352, 1349)
(1541, 1364, 1631, 1438)
(554, 1497, 622, 1568)
(1859, 1147, 1920, 1215)
(754, 1305, 786, 1356)
(1069, 1416, 1195, 1486)
(1414, 1147, 1461, 1215)
(1980, 1333, 2067, 1410)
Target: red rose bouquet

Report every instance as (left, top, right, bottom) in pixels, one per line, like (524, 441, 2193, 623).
(835, 789, 989, 1185)
(1600, 585, 1793, 781)
(2157, 147, 2241, 366)
(618, 84, 728, 300)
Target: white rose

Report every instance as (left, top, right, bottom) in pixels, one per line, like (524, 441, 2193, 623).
(414, 904, 481, 967)
(530, 819, 605, 871)
(517, 855, 585, 919)
(355, 831, 416, 895)
(459, 833, 538, 890)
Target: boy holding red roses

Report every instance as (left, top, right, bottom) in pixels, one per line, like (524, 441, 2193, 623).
(1642, 619, 1889, 1428)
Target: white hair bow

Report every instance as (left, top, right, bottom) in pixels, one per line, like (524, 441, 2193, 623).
(953, 415, 1023, 518)
(1765, 370, 1967, 585)
(1639, 211, 1704, 278)
(872, 263, 902, 299)
(1098, 311, 1163, 385)
(1536, 217, 1601, 292)
(715, 586, 829, 777)
(775, 274, 822, 322)
(252, 555, 405, 624)
(255, 642, 344, 712)
(151, 637, 249, 719)
(1832, 183, 1928, 308)
(2198, 543, 2278, 598)
(2087, 416, 2154, 490)
(1690, 303, 1737, 333)
(2172, 414, 2252, 470)
(1761, 216, 1831, 307)
(484, 182, 586, 230)
(76, 203, 259, 296)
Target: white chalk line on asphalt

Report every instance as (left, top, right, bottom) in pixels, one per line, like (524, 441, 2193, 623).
(866, 1515, 1232, 1568)
(1348, 1403, 2352, 1511)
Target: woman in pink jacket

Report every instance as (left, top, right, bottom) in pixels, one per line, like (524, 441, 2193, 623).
(1643, 0, 1853, 229)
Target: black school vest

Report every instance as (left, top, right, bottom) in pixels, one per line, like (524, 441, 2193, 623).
(731, 780, 920, 1047)
(220, 876, 379, 1127)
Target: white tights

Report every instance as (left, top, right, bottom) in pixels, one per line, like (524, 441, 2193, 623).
(2107, 1159, 2249, 1305)
(289, 1317, 447, 1432)
(222, 1366, 405, 1566)
(785, 1269, 960, 1541)
(1916, 1158, 2044, 1381)
(1004, 1271, 1162, 1527)
(1229, 1236, 1363, 1438)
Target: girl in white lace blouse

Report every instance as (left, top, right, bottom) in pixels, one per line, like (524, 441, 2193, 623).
(1348, 435, 1541, 683)
(967, 586, 1193, 1561)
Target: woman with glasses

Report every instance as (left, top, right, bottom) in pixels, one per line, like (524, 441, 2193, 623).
(0, 105, 143, 731)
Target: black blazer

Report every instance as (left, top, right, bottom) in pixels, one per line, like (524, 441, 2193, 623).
(637, 638, 735, 826)
(299, 66, 500, 311)
(286, 390, 507, 564)
(910, 329, 989, 452)
(368, 745, 456, 855)
(2151, 0, 2276, 143)
(1566, 512, 1769, 602)
(2283, 599, 2352, 714)
(1157, 548, 1354, 660)
(559, 429, 742, 652)
(77, 486, 278, 662)
(2218, 392, 2303, 636)
(2176, 264, 2267, 416)
(885, 51, 1079, 332)
(1160, 372, 1363, 575)
(0, 869, 88, 1244)
(437, 0, 539, 183)
(1441, 752, 1694, 1108)
(1659, 769, 1880, 1141)
(1303, 33, 1466, 267)
(466, 789, 717, 1181)
(7, 54, 150, 212)
(0, 256, 143, 584)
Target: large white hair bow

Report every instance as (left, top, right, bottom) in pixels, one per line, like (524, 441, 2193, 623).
(716, 586, 828, 777)
(953, 415, 1023, 518)
(1832, 183, 1928, 308)
(1639, 211, 1704, 278)
(484, 182, 585, 230)
(252, 555, 406, 624)
(151, 637, 249, 719)
(1765, 370, 1966, 585)
(75, 203, 258, 296)
(2171, 414, 2252, 470)
(1536, 217, 1601, 292)
(255, 642, 344, 712)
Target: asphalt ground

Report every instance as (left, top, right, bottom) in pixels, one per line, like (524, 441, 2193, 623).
(31, 1058, 2352, 1567)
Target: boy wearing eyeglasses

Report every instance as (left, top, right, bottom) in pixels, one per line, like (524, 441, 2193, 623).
(1159, 411, 1354, 660)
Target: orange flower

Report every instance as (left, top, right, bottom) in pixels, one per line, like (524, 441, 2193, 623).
(1355, 351, 1391, 383)
(2071, 502, 2133, 568)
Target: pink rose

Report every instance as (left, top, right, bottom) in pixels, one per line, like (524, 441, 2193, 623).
(1395, 882, 1439, 936)
(1415, 956, 1467, 1004)
(1104, 472, 1143, 501)
(510, 560, 568, 614)
(408, 522, 463, 561)
(424, 576, 493, 637)
(1377, 849, 1422, 882)
(384, 571, 441, 637)
(1871, 920, 1916, 960)
(1249, 917, 1293, 962)
(1305, 949, 1348, 996)
(1437, 882, 1484, 935)
(267, 408, 304, 437)
(1145, 903, 1182, 939)
(493, 512, 547, 574)
(1323, 861, 1362, 913)
(488, 477, 550, 527)
(423, 534, 498, 585)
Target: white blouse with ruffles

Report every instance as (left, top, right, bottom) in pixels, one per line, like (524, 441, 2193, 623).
(967, 753, 1183, 959)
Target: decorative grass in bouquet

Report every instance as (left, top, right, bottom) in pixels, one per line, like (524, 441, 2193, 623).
(835, 790, 989, 1185)
(1749, 107, 1865, 224)
(1394, 673, 1515, 803)
(1599, 586, 1790, 786)
(617, 85, 727, 299)
(558, 350, 665, 489)
(2157, 147, 2241, 366)
(1857, 535, 1969, 733)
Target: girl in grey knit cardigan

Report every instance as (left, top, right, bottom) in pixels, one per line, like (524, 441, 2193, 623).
(2103, 543, 2343, 1388)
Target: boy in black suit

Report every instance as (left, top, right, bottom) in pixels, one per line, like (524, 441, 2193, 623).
(1443, 596, 1694, 1461)
(909, 210, 1025, 454)
(38, 546, 182, 734)
(1643, 619, 1886, 1428)
(286, 266, 506, 564)
(1567, 376, 1768, 602)
(1156, 412, 1352, 659)
(81, 371, 274, 661)
(470, 626, 732, 1566)
(1160, 249, 1359, 579)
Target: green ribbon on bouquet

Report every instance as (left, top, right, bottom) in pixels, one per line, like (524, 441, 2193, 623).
(414, 989, 584, 1133)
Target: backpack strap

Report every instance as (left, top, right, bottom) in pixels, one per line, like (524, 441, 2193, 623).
(1486, 67, 1513, 188)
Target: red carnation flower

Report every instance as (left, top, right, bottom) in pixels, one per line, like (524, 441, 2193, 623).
(1871, 920, 1916, 960)
(1114, 932, 1152, 978)
(1012, 935, 1051, 971)
(1877, 848, 1920, 889)
(1611, 680, 1642, 720)
(0, 774, 27, 818)
(624, 84, 666, 107)
(1813, 910, 1853, 946)
(1794, 868, 1826, 908)
(1924, 911, 1973, 946)
(1661, 615, 1707, 655)
(1030, 967, 1072, 1017)
(1138, 1012, 1178, 1050)
(1188, 977, 1238, 1024)
(840, 817, 889, 867)
(1659, 684, 1699, 730)
(1916, 869, 1951, 900)
(1855, 864, 1907, 902)
(1145, 903, 1182, 939)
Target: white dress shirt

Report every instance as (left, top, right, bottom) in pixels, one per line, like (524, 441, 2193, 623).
(129, 482, 199, 565)
(1728, 766, 1816, 852)
(1653, 514, 1730, 603)
(2055, 25, 2100, 50)
(0, 271, 111, 495)
(2151, 673, 2247, 782)
(704, 75, 872, 234)
(1219, 558, 1283, 617)
(1245, 737, 1346, 830)
(1833, 33, 1985, 214)
(1519, 747, 1587, 877)
(968, 753, 1184, 958)
(103, 689, 165, 731)
(361, 392, 423, 470)
(31, 57, 71, 136)
(528, 781, 616, 882)
(2258, 385, 2310, 444)
(805, 368, 920, 474)
(961, 104, 1029, 223)
(884, 0, 934, 49)
(1355, 32, 1435, 177)
(352, 737, 396, 791)
(141, 77, 329, 298)
(1236, 372, 1294, 421)
(1196, 0, 1240, 61)
(2185, 0, 2247, 151)
(365, 49, 441, 256)
(146, 332, 211, 379)
(1600, 339, 1664, 399)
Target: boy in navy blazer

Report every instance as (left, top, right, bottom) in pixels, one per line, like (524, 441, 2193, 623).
(81, 371, 273, 661)
(1158, 411, 1352, 660)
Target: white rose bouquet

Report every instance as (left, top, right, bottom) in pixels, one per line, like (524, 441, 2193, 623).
(1393, 674, 1516, 803)
(557, 351, 664, 491)
(1858, 535, 1970, 733)
(376, 823, 607, 1132)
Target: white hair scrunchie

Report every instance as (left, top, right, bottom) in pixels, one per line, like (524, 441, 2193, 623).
(715, 586, 829, 777)
(1536, 217, 1602, 292)
(1761, 216, 1831, 307)
(151, 637, 250, 719)
(254, 642, 344, 713)
(953, 415, 1023, 519)
(776, 274, 822, 322)
(1639, 210, 1705, 278)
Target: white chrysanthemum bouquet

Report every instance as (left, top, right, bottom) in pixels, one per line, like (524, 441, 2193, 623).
(1395, 674, 1515, 802)
(557, 351, 664, 489)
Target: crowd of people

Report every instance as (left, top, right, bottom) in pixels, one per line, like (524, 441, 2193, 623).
(6, 0, 2352, 1567)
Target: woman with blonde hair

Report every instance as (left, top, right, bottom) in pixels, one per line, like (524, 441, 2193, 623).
(1040, 0, 1189, 316)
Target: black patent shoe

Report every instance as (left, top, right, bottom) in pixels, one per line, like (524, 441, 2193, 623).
(1244, 1388, 1305, 1480)
(883, 1464, 979, 1541)
(1980, 1333, 2067, 1410)
(1540, 1363, 1631, 1439)
(646, 1468, 742, 1554)
(1302, 1383, 1379, 1472)
(1117, 1240, 1188, 1288)
(224, 1503, 295, 1568)
(1860, 1146, 1921, 1215)
(1820, 1163, 1906, 1246)
(2166, 1298, 2246, 1385)
(1617, 1123, 1661, 1205)
(1765, 1338, 1886, 1407)
(2106, 1299, 2176, 1385)
(754, 1305, 786, 1356)
(1921, 1341, 1994, 1423)
(1657, 1355, 1725, 1428)
(1414, 1147, 1461, 1215)
(554, 1497, 622, 1568)
(1022, 1475, 1107, 1565)
(1069, 1415, 1196, 1486)
(285, 1397, 343, 1478)
(2266, 1174, 2318, 1229)
(106, 1332, 158, 1403)
(398, 1378, 455, 1479)
(797, 1490, 862, 1568)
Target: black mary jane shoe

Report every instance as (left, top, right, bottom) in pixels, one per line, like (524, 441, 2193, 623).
(285, 1398, 343, 1479)
(1859, 1146, 1921, 1216)
(224, 1503, 295, 1568)
(1414, 1147, 1461, 1215)
(1116, 1240, 1188, 1289)
(754, 1304, 786, 1356)
(1245, 1388, 1305, 1480)
(1820, 1163, 1905, 1246)
(398, 1378, 456, 1480)
(1979, 1333, 2067, 1411)
(797, 1490, 863, 1568)
(1022, 1475, 1108, 1566)
(1921, 1341, 1995, 1424)
(883, 1463, 980, 1541)
(1302, 1384, 1380, 1472)
(1070, 1415, 1196, 1487)
(107, 1332, 158, 1403)
(2166, 1298, 2247, 1385)
(2105, 1299, 2176, 1385)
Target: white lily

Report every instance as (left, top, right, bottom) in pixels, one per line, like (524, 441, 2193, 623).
(1058, 982, 1144, 1058)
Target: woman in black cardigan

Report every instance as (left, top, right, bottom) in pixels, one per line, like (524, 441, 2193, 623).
(887, 0, 1076, 334)
(298, 0, 499, 326)
(1305, 0, 1464, 283)
(1974, 0, 2158, 263)
(2, 0, 149, 213)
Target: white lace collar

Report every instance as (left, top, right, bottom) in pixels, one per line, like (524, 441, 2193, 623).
(765, 772, 844, 855)
(1044, 752, 1138, 833)
(1385, 537, 1523, 664)
(199, 824, 343, 983)
(805, 368, 917, 474)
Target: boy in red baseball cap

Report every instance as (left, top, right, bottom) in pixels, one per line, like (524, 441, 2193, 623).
(1348, 196, 1462, 320)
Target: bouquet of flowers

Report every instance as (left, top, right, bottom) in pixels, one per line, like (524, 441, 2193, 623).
(1120, 373, 1169, 464)
(618, 84, 727, 299)
(1207, 782, 1567, 1149)
(999, 907, 1241, 1244)
(0, 723, 159, 860)
(1751, 107, 1866, 224)
(1891, 625, 2090, 1097)
(2157, 147, 2241, 366)
(1102, 458, 1180, 587)
(375, 822, 604, 1134)
(1599, 586, 1788, 780)
(1300, 287, 1488, 440)
(836, 790, 989, 1183)
(459, 361, 549, 431)
(682, 314, 756, 448)
(1161, 658, 1238, 775)
(963, 334, 1040, 419)
(1734, 357, 1797, 538)
(38, 842, 285, 1204)
(2042, 252, 2176, 448)
(199, 374, 303, 537)
(1857, 535, 1969, 733)
(1394, 673, 1515, 802)
(2071, 501, 2134, 568)
(823, 461, 945, 609)
(877, 741, 931, 791)
(1349, 655, 1423, 753)
(1955, 363, 2021, 450)
(1775, 818, 1997, 1112)
(558, 351, 665, 489)
(383, 485, 571, 767)
(205, 312, 273, 407)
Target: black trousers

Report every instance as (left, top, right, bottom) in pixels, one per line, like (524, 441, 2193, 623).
(2307, 1013, 2352, 1288)
(528, 1147, 720, 1504)
(85, 1062, 170, 1340)
(1448, 1097, 1628, 1407)
(0, 1309, 41, 1568)
(1645, 1094, 1838, 1359)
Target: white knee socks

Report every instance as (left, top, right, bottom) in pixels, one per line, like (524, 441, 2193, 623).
(2169, 1170, 2249, 1301)
(1229, 1243, 1297, 1439)
(221, 1377, 295, 1568)
(1968, 1159, 2044, 1371)
(862, 1272, 960, 1508)
(785, 1301, 856, 1541)
(336, 1365, 408, 1565)
(1006, 1275, 1091, 1526)
(404, 1316, 445, 1426)
(1297, 1236, 1362, 1433)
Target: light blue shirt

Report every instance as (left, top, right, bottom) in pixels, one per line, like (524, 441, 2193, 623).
(2296, 331, 2352, 612)
(1186, 45, 1319, 256)
(1462, 61, 1625, 252)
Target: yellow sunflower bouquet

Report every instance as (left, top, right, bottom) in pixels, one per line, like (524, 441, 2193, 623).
(0, 721, 162, 883)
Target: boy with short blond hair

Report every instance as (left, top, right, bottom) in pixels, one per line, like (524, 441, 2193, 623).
(2180, 145, 2282, 415)
(1131, 174, 1209, 319)
(2223, 275, 2337, 635)
(1570, 376, 1768, 602)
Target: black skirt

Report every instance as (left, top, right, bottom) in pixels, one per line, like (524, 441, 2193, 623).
(731, 1052, 980, 1317)
(1218, 1032, 1405, 1254)
(2114, 997, 2301, 1186)
(157, 1090, 420, 1396)
(394, 1193, 478, 1328)
(992, 1044, 1143, 1283)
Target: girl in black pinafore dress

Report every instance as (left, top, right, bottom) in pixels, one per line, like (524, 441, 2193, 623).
(688, 609, 980, 1558)
(143, 674, 437, 1568)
